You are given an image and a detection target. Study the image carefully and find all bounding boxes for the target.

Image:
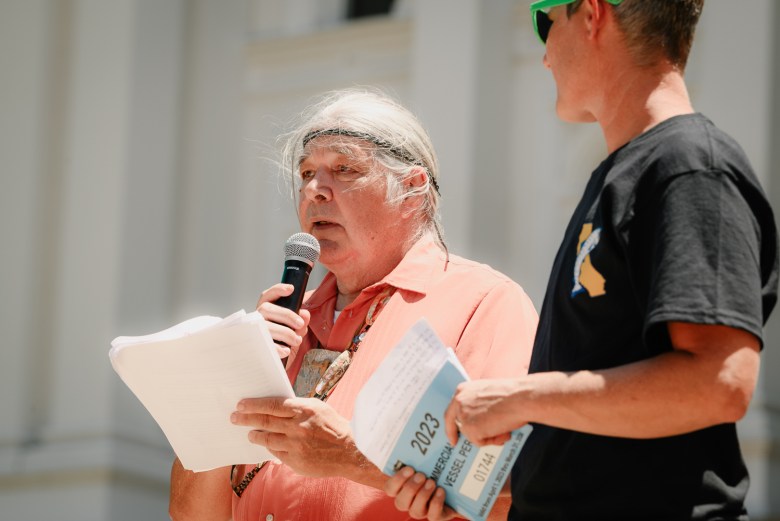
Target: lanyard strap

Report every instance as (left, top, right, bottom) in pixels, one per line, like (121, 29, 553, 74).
(310, 286, 395, 401)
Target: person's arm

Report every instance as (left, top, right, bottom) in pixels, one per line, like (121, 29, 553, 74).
(445, 322, 760, 446)
(169, 459, 232, 521)
(230, 396, 388, 489)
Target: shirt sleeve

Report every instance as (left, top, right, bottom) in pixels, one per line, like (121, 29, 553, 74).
(642, 169, 766, 343)
(453, 279, 538, 379)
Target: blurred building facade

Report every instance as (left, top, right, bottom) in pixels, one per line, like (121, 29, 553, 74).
(1, 1, 778, 519)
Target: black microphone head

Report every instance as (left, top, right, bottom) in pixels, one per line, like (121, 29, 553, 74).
(284, 233, 320, 266)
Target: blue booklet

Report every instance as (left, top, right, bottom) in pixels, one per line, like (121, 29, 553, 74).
(352, 319, 532, 521)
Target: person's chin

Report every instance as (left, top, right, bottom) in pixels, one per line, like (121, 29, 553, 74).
(317, 242, 345, 266)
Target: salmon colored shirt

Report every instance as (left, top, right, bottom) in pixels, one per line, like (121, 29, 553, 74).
(233, 238, 538, 521)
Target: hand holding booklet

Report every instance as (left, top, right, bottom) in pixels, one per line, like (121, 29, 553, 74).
(352, 319, 532, 521)
(109, 310, 294, 472)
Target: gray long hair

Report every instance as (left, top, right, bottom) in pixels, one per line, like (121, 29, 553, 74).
(279, 88, 445, 249)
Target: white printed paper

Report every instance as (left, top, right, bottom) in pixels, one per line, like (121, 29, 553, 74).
(352, 319, 532, 521)
(109, 310, 294, 472)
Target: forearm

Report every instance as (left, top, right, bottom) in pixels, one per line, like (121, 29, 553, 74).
(338, 438, 389, 490)
(522, 345, 758, 438)
(169, 458, 232, 521)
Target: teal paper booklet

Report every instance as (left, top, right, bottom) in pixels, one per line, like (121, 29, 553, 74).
(352, 319, 532, 521)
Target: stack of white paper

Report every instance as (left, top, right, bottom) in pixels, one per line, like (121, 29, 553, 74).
(109, 310, 294, 472)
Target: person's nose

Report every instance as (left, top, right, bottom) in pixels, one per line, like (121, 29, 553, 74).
(302, 168, 333, 202)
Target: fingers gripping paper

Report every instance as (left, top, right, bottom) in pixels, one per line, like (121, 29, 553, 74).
(352, 319, 532, 521)
(109, 310, 294, 472)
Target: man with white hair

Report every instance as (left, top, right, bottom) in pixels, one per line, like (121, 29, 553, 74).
(169, 89, 538, 521)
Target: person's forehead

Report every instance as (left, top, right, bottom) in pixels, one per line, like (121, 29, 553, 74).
(298, 135, 374, 165)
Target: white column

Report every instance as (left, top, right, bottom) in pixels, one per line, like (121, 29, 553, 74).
(409, 0, 481, 255)
(43, 0, 136, 440)
(465, 0, 520, 272)
(410, 0, 557, 287)
(0, 0, 61, 452)
(0, 0, 189, 519)
(171, 0, 248, 320)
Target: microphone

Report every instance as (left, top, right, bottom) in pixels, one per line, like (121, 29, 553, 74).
(274, 232, 320, 313)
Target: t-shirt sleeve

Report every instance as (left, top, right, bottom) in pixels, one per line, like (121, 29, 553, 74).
(643, 169, 766, 343)
(452, 279, 538, 379)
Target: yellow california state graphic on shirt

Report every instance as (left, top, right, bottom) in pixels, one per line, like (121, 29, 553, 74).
(571, 223, 606, 297)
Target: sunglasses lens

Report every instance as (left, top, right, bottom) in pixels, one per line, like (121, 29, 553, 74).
(535, 11, 552, 43)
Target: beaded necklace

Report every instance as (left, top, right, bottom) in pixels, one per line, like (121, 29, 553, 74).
(310, 285, 395, 400)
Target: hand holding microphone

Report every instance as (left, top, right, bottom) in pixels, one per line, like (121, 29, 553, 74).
(256, 233, 320, 362)
(275, 233, 320, 313)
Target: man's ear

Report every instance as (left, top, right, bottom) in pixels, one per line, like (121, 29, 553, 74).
(400, 166, 429, 217)
(583, 0, 608, 41)
(406, 166, 429, 192)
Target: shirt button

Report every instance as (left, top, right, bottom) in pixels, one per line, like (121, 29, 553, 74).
(266, 515, 274, 521)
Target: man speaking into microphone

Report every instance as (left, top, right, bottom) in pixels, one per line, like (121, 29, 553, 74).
(168, 88, 539, 521)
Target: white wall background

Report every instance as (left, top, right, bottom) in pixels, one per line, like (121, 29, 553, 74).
(1, 1, 778, 520)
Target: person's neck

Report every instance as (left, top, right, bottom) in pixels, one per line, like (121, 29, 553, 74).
(335, 288, 362, 311)
(331, 233, 425, 311)
(333, 260, 398, 311)
(596, 65, 694, 154)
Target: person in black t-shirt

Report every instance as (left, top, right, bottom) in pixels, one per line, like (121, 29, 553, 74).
(385, 1, 779, 520)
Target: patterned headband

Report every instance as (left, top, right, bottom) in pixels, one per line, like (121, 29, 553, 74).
(302, 128, 440, 195)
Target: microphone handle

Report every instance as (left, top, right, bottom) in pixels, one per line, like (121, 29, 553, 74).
(275, 259, 312, 313)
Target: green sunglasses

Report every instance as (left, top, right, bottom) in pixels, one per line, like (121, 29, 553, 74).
(530, 0, 623, 44)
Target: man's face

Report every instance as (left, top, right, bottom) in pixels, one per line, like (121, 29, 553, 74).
(296, 137, 407, 272)
(543, 5, 597, 123)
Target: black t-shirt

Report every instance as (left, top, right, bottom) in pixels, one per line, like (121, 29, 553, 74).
(510, 114, 779, 520)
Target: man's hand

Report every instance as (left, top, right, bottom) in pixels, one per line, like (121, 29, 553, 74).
(256, 283, 312, 357)
(444, 379, 526, 447)
(385, 466, 458, 520)
(231, 396, 358, 478)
